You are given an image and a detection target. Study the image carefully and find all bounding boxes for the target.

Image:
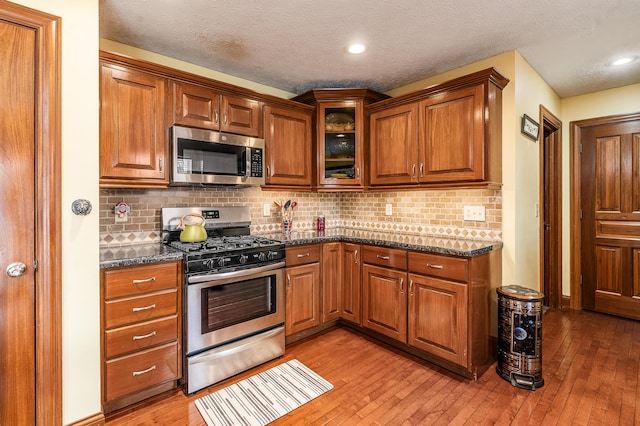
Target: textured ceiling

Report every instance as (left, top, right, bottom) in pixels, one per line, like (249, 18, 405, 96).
(100, 0, 640, 98)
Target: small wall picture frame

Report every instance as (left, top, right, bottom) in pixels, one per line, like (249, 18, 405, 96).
(521, 114, 540, 141)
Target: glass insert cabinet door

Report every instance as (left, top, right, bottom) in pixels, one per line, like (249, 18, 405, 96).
(318, 101, 362, 187)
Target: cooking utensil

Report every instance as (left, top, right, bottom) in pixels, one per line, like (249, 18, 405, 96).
(177, 213, 208, 242)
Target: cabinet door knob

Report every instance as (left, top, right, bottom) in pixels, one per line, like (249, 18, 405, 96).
(132, 331, 157, 341)
(419, 163, 424, 178)
(376, 255, 390, 260)
(409, 279, 414, 295)
(400, 278, 404, 294)
(287, 274, 291, 288)
(411, 164, 416, 178)
(296, 253, 310, 258)
(354, 250, 358, 264)
(214, 110, 219, 124)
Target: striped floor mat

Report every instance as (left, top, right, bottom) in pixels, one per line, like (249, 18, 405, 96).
(194, 359, 333, 425)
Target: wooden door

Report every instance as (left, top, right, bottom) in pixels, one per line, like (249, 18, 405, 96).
(221, 94, 262, 137)
(322, 243, 341, 323)
(362, 264, 407, 342)
(285, 263, 321, 335)
(341, 243, 361, 324)
(100, 62, 168, 185)
(408, 274, 468, 366)
(0, 4, 61, 423)
(579, 117, 640, 319)
(369, 103, 418, 186)
(419, 84, 484, 182)
(263, 104, 313, 187)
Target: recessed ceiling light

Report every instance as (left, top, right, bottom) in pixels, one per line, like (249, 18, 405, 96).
(347, 44, 366, 54)
(612, 57, 634, 66)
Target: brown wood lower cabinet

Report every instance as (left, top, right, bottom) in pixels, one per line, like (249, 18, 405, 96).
(408, 274, 468, 366)
(340, 243, 361, 325)
(101, 260, 182, 413)
(284, 242, 498, 380)
(285, 244, 321, 335)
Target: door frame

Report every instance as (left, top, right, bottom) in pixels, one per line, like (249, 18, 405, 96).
(570, 112, 640, 310)
(1, 3, 62, 423)
(539, 106, 562, 308)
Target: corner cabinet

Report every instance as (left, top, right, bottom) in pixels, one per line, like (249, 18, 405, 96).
(100, 60, 169, 187)
(293, 89, 389, 191)
(263, 103, 314, 189)
(173, 81, 262, 137)
(368, 68, 509, 189)
(101, 261, 182, 413)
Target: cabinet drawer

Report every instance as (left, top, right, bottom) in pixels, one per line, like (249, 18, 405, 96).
(104, 262, 179, 299)
(362, 246, 407, 270)
(286, 244, 321, 267)
(408, 252, 468, 282)
(105, 342, 179, 401)
(105, 290, 177, 329)
(105, 315, 178, 359)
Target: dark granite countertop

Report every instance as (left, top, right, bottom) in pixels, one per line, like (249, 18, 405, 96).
(100, 244, 184, 269)
(263, 228, 502, 257)
(100, 229, 501, 269)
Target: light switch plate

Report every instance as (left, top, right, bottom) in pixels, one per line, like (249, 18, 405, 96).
(463, 206, 486, 222)
(385, 203, 393, 216)
(263, 203, 271, 217)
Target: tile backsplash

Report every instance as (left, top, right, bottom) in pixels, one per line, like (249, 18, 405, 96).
(99, 186, 501, 247)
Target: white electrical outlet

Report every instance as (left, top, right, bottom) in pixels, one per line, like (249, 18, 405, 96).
(463, 206, 486, 222)
(115, 212, 128, 223)
(263, 203, 271, 217)
(385, 203, 393, 216)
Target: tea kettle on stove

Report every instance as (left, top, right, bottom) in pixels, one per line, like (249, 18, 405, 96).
(177, 213, 208, 242)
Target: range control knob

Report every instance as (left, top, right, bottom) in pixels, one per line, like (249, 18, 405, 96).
(258, 252, 267, 262)
(204, 258, 216, 269)
(267, 250, 279, 260)
(239, 254, 248, 264)
(217, 257, 230, 267)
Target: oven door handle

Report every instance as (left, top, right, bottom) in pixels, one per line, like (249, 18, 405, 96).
(187, 261, 285, 284)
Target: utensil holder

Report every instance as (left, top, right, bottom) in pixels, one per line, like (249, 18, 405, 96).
(282, 218, 293, 234)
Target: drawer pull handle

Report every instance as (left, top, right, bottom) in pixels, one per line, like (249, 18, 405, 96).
(132, 365, 156, 376)
(132, 331, 157, 341)
(426, 263, 444, 269)
(297, 253, 310, 258)
(376, 255, 390, 260)
(132, 304, 156, 313)
(132, 277, 156, 284)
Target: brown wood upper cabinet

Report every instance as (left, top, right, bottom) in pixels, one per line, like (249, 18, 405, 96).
(263, 103, 314, 188)
(368, 68, 508, 188)
(100, 61, 169, 187)
(293, 89, 389, 191)
(173, 81, 262, 137)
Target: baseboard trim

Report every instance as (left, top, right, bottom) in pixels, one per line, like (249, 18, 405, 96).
(67, 412, 105, 426)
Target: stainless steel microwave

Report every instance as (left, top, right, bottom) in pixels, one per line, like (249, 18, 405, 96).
(171, 125, 265, 186)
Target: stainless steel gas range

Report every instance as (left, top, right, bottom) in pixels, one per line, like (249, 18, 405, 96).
(161, 206, 285, 394)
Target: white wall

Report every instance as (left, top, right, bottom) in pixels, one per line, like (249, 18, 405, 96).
(513, 53, 561, 291)
(12, 1, 101, 424)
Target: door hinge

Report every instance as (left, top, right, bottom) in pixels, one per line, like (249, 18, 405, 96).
(579, 209, 583, 219)
(579, 143, 583, 154)
(579, 274, 583, 286)
(34, 259, 38, 272)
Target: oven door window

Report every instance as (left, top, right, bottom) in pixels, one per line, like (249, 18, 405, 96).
(201, 274, 276, 334)
(177, 138, 246, 176)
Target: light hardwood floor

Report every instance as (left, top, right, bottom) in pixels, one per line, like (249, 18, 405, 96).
(106, 308, 640, 425)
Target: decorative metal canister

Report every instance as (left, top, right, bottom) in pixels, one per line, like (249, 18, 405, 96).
(316, 215, 325, 232)
(496, 285, 544, 390)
